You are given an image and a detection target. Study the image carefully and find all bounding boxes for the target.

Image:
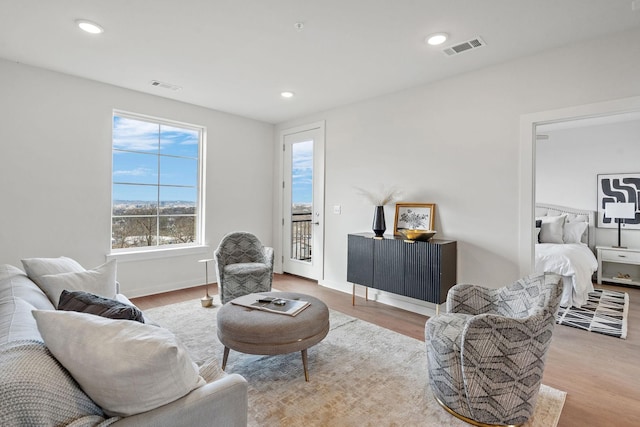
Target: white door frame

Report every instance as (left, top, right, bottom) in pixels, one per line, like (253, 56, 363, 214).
(277, 121, 325, 280)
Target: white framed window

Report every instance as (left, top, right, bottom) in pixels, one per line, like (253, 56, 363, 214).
(111, 111, 205, 253)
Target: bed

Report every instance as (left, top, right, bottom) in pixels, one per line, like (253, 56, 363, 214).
(534, 203, 598, 308)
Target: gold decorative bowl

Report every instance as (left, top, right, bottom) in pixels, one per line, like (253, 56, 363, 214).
(398, 229, 437, 242)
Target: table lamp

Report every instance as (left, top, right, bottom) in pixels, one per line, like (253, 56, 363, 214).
(605, 202, 636, 248)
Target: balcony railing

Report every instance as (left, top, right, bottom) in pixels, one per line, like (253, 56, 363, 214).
(291, 213, 312, 261)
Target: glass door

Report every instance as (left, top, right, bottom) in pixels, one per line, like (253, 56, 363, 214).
(282, 124, 324, 280)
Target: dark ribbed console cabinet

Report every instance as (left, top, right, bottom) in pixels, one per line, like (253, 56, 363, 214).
(347, 233, 457, 305)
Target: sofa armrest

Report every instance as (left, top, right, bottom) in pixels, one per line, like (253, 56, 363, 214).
(111, 373, 248, 427)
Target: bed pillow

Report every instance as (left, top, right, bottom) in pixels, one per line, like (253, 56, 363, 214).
(535, 219, 542, 243)
(31, 310, 205, 417)
(58, 290, 145, 323)
(563, 221, 588, 244)
(539, 215, 566, 244)
(37, 260, 117, 308)
(21, 256, 85, 288)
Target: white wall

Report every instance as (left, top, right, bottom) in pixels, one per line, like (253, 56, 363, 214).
(536, 119, 640, 248)
(0, 59, 274, 297)
(274, 27, 640, 314)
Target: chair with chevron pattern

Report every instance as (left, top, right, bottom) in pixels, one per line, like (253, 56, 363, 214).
(214, 231, 274, 305)
(424, 272, 563, 427)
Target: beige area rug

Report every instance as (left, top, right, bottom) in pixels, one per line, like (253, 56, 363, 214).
(146, 297, 566, 427)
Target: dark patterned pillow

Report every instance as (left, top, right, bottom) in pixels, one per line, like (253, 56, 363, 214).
(58, 290, 145, 323)
(535, 219, 542, 243)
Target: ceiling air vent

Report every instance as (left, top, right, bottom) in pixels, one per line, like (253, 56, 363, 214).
(442, 37, 486, 56)
(150, 80, 182, 91)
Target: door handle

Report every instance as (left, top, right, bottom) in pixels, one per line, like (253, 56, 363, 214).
(314, 222, 320, 225)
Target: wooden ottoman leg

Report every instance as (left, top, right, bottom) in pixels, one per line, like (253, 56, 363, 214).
(222, 347, 230, 370)
(301, 349, 309, 382)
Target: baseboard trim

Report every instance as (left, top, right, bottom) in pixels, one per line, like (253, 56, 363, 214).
(318, 279, 438, 317)
(124, 278, 206, 298)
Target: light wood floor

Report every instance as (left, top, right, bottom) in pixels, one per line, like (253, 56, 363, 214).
(132, 275, 640, 427)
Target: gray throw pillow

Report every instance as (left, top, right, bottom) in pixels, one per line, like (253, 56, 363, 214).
(21, 256, 85, 289)
(539, 215, 566, 244)
(58, 290, 145, 323)
(37, 259, 117, 307)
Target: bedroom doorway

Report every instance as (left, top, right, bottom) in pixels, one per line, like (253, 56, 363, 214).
(519, 95, 640, 276)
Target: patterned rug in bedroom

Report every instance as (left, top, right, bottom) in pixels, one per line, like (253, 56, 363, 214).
(556, 289, 629, 339)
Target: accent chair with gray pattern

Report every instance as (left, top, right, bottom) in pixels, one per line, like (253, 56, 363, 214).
(215, 232, 274, 304)
(425, 272, 563, 427)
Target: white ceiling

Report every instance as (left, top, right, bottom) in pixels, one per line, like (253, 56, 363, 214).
(1, 0, 639, 124)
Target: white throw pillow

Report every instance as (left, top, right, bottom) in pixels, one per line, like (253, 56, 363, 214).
(37, 260, 117, 308)
(539, 215, 566, 244)
(563, 221, 588, 244)
(32, 309, 205, 417)
(21, 256, 85, 288)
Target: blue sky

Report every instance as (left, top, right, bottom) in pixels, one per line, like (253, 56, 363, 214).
(113, 116, 199, 202)
(113, 116, 313, 205)
(291, 140, 313, 205)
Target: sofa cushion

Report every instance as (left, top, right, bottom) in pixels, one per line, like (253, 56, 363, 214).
(0, 296, 43, 344)
(0, 340, 106, 426)
(21, 256, 85, 287)
(0, 264, 55, 310)
(58, 290, 145, 323)
(36, 259, 117, 307)
(32, 309, 205, 417)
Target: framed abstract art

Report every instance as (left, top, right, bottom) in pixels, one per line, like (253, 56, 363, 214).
(597, 173, 640, 229)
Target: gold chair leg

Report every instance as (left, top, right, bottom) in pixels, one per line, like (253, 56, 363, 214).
(432, 393, 523, 427)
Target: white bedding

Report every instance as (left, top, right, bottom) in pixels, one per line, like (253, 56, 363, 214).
(535, 243, 598, 308)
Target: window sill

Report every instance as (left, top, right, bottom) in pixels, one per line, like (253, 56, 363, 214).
(107, 245, 211, 263)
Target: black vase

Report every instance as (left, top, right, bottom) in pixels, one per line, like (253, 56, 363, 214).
(372, 206, 386, 237)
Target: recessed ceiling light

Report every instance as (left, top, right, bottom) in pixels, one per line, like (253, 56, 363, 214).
(76, 19, 104, 34)
(426, 33, 448, 46)
(281, 91, 294, 98)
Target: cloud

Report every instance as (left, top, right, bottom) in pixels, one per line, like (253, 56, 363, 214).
(113, 116, 160, 151)
(292, 140, 313, 168)
(162, 125, 199, 145)
(113, 167, 155, 177)
(113, 116, 199, 152)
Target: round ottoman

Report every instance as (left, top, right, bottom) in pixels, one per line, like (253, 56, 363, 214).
(217, 292, 330, 381)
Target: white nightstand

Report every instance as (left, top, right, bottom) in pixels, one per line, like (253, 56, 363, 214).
(597, 246, 640, 287)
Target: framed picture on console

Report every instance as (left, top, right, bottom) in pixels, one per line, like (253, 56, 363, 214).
(393, 203, 436, 235)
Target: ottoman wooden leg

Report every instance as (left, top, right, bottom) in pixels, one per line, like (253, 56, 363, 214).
(301, 349, 309, 382)
(222, 347, 230, 370)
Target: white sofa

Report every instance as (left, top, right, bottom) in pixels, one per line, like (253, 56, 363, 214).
(0, 262, 248, 426)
